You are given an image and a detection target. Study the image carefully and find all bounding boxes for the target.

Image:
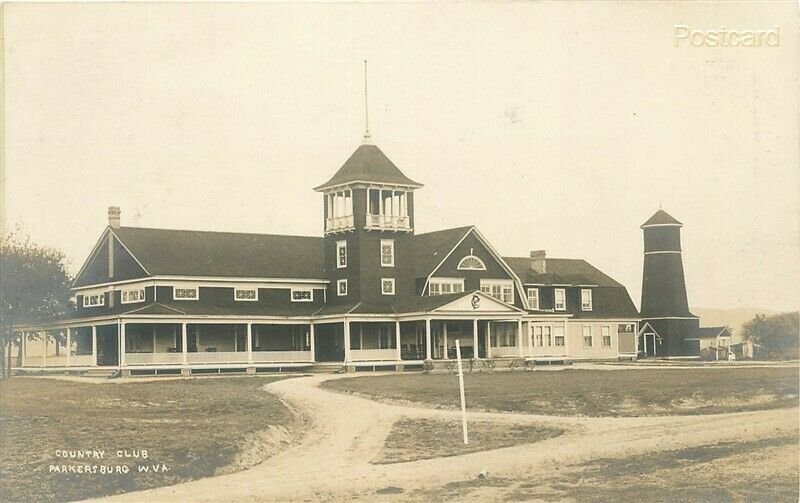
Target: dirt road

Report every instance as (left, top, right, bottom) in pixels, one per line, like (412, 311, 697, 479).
(90, 373, 798, 502)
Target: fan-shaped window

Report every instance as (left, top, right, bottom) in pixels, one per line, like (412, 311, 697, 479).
(457, 255, 486, 271)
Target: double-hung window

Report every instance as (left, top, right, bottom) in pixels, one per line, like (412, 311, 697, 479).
(380, 239, 395, 267)
(527, 288, 539, 309)
(554, 325, 565, 346)
(554, 288, 566, 311)
(602, 325, 612, 347)
(583, 325, 593, 347)
(337, 279, 348, 296)
(581, 289, 593, 311)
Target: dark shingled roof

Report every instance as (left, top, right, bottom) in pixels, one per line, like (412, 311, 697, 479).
(314, 144, 422, 191)
(503, 257, 623, 287)
(641, 209, 682, 228)
(113, 227, 325, 280)
(694, 326, 732, 338)
(413, 226, 473, 278)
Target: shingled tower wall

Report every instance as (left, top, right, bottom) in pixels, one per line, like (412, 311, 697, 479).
(640, 209, 699, 356)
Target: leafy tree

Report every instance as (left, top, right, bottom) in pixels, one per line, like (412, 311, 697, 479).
(741, 312, 799, 360)
(0, 231, 73, 377)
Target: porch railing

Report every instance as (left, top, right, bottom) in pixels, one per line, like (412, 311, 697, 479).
(325, 215, 355, 233)
(366, 215, 410, 231)
(251, 350, 312, 363)
(126, 353, 185, 365)
(350, 349, 398, 361)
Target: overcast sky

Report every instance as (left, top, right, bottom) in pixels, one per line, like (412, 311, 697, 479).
(2, 2, 798, 311)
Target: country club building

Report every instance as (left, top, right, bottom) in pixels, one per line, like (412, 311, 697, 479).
(15, 138, 714, 375)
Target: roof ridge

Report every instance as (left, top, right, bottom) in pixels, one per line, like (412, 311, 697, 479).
(117, 226, 322, 240)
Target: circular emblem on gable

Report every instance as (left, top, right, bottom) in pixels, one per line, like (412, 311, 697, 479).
(471, 294, 480, 310)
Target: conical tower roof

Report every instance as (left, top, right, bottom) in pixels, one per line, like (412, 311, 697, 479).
(641, 209, 682, 228)
(314, 144, 422, 192)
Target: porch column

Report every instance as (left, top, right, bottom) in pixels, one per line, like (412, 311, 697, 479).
(517, 319, 524, 357)
(309, 323, 316, 362)
(91, 326, 97, 366)
(394, 321, 401, 361)
(424, 318, 432, 360)
(486, 322, 492, 358)
(42, 331, 47, 368)
(66, 328, 72, 367)
(21, 331, 26, 367)
(442, 322, 448, 360)
(181, 323, 188, 364)
(247, 323, 253, 363)
(119, 323, 126, 367)
(344, 319, 351, 363)
(473, 319, 479, 359)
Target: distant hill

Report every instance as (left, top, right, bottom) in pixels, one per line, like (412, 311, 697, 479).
(692, 307, 781, 342)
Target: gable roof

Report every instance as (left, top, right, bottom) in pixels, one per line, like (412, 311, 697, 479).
(413, 226, 473, 278)
(503, 257, 623, 287)
(641, 209, 682, 228)
(694, 326, 732, 339)
(314, 144, 423, 191)
(111, 227, 325, 280)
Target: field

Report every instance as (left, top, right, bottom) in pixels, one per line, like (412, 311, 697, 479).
(323, 367, 800, 416)
(374, 418, 563, 464)
(0, 376, 296, 503)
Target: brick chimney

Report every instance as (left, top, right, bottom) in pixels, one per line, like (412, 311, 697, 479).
(108, 206, 121, 229)
(530, 250, 546, 273)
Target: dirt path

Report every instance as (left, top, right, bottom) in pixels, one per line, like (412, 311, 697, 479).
(90, 374, 798, 502)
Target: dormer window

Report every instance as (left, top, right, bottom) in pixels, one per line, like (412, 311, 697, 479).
(527, 288, 540, 310)
(83, 293, 105, 307)
(121, 288, 145, 304)
(234, 288, 257, 301)
(174, 287, 198, 300)
(291, 288, 313, 302)
(554, 288, 566, 311)
(581, 289, 593, 311)
(457, 254, 486, 271)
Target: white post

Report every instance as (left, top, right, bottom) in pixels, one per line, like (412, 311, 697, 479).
(91, 326, 97, 366)
(21, 331, 26, 367)
(425, 319, 432, 360)
(442, 321, 448, 360)
(455, 339, 468, 445)
(66, 328, 72, 367)
(473, 319, 479, 359)
(486, 322, 492, 359)
(182, 323, 188, 364)
(247, 323, 253, 363)
(309, 323, 316, 362)
(344, 319, 351, 363)
(395, 321, 401, 361)
(119, 322, 126, 367)
(517, 319, 524, 357)
(42, 331, 47, 368)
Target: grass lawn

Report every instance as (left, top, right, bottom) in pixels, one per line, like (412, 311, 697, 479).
(395, 434, 800, 502)
(374, 418, 563, 464)
(324, 367, 799, 416)
(0, 376, 295, 503)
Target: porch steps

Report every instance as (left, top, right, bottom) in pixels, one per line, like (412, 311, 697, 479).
(84, 368, 120, 379)
(308, 363, 346, 374)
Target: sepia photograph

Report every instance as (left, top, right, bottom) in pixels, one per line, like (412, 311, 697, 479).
(1, 2, 798, 502)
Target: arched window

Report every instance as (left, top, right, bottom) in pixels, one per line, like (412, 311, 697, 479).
(457, 255, 486, 271)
